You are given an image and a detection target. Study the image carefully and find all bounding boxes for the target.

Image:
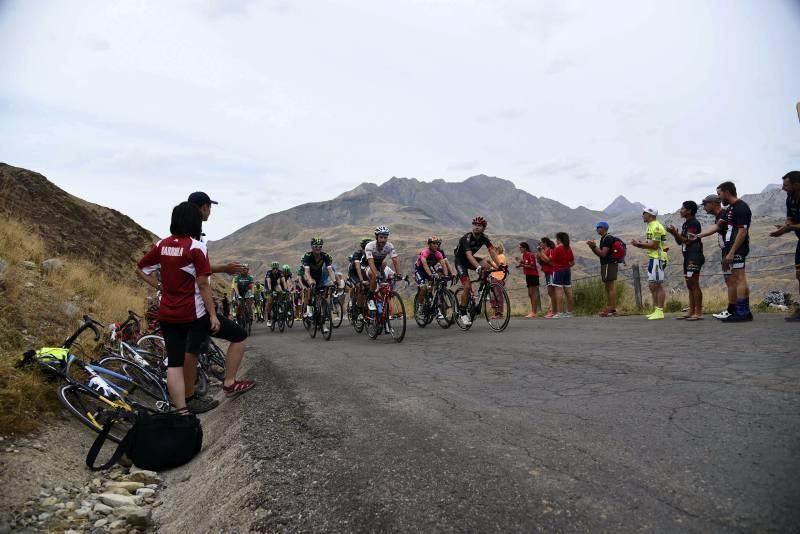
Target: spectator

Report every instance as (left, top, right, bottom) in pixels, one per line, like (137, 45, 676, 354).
(515, 242, 540, 318)
(536, 237, 557, 318)
(695, 183, 752, 322)
(187, 192, 256, 404)
(769, 171, 800, 322)
(549, 232, 575, 318)
(136, 202, 220, 411)
(694, 194, 731, 319)
(586, 221, 617, 317)
(631, 208, 668, 320)
(667, 201, 705, 320)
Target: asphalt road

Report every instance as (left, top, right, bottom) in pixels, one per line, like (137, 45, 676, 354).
(236, 314, 800, 533)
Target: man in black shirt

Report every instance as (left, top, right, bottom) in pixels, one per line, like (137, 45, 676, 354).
(716, 181, 752, 322)
(453, 216, 502, 326)
(769, 171, 800, 321)
(667, 201, 705, 320)
(586, 221, 617, 316)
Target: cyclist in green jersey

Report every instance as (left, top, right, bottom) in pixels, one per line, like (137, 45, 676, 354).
(231, 264, 255, 319)
(265, 261, 286, 327)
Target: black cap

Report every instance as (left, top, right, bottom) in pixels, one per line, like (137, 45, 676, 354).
(188, 192, 218, 206)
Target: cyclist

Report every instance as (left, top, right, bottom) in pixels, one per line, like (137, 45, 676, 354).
(365, 226, 402, 307)
(253, 280, 266, 322)
(264, 261, 285, 327)
(302, 237, 336, 324)
(415, 235, 452, 317)
(454, 216, 502, 326)
(292, 265, 306, 319)
(348, 238, 371, 316)
(231, 264, 255, 322)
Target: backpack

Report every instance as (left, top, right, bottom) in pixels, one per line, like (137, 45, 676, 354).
(607, 235, 627, 263)
(86, 409, 203, 471)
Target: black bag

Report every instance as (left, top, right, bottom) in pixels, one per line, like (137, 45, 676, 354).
(86, 409, 203, 471)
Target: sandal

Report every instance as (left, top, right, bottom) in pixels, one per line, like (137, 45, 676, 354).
(223, 379, 256, 398)
(686, 316, 704, 321)
(675, 315, 691, 320)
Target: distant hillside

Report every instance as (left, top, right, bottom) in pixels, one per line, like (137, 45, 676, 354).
(604, 195, 646, 216)
(0, 163, 157, 282)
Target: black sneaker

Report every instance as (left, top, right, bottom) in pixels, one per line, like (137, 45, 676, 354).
(745, 312, 753, 321)
(186, 396, 220, 414)
(721, 314, 746, 323)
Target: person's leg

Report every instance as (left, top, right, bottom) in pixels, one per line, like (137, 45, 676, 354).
(564, 286, 574, 313)
(552, 286, 562, 314)
(648, 282, 659, 312)
(161, 323, 188, 409)
(606, 281, 617, 311)
(183, 353, 198, 399)
(527, 287, 536, 314)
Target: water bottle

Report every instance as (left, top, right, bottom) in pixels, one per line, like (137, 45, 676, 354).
(376, 302, 383, 316)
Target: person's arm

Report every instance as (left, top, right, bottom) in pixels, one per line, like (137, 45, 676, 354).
(211, 262, 244, 275)
(326, 265, 336, 283)
(197, 275, 220, 333)
(136, 268, 160, 289)
(487, 245, 501, 267)
(693, 224, 719, 240)
(304, 266, 315, 286)
(666, 225, 684, 243)
(354, 259, 366, 282)
(391, 256, 401, 276)
(367, 257, 379, 277)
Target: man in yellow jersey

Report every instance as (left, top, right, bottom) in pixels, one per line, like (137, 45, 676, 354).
(631, 207, 668, 320)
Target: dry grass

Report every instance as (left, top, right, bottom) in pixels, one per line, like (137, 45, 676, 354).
(0, 218, 147, 434)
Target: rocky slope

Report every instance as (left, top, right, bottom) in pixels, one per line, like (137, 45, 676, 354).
(0, 163, 158, 283)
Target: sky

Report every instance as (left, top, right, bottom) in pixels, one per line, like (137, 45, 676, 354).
(1, 0, 799, 240)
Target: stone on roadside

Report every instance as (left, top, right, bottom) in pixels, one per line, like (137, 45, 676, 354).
(22, 260, 36, 269)
(97, 493, 137, 508)
(105, 481, 144, 492)
(93, 518, 108, 528)
(93, 502, 113, 515)
(108, 519, 126, 528)
(117, 505, 151, 528)
(135, 487, 155, 498)
(126, 469, 160, 485)
(41, 496, 59, 507)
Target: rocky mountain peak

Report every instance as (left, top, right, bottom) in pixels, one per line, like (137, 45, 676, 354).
(604, 195, 646, 216)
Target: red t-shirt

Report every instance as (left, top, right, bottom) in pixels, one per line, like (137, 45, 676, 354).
(549, 244, 574, 272)
(521, 251, 539, 276)
(137, 235, 212, 323)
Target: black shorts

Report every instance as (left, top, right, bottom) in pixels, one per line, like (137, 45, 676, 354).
(683, 254, 704, 277)
(455, 258, 475, 279)
(795, 240, 800, 272)
(721, 246, 747, 273)
(161, 315, 246, 368)
(600, 262, 618, 282)
(525, 274, 540, 287)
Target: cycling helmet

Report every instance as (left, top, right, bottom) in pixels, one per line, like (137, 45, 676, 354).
(271, 261, 280, 269)
(310, 236, 324, 247)
(471, 216, 487, 227)
(374, 225, 390, 236)
(282, 264, 291, 275)
(427, 235, 442, 245)
(242, 263, 250, 270)
(360, 237, 371, 249)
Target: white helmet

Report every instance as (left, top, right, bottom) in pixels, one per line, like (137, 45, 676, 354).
(374, 225, 390, 236)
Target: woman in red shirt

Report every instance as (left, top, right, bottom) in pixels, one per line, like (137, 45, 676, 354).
(549, 232, 576, 318)
(515, 242, 540, 318)
(535, 237, 557, 318)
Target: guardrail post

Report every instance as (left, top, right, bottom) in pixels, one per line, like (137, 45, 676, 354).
(632, 264, 643, 310)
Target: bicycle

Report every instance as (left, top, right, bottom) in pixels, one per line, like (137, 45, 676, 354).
(365, 274, 408, 342)
(331, 286, 345, 329)
(303, 284, 333, 341)
(234, 295, 254, 335)
(17, 315, 170, 442)
(454, 266, 511, 332)
(271, 291, 291, 333)
(346, 279, 369, 334)
(254, 293, 266, 323)
(414, 274, 457, 329)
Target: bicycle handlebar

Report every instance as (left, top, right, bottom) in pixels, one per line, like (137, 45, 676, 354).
(62, 315, 102, 349)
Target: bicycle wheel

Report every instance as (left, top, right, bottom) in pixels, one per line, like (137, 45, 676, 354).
(436, 289, 457, 329)
(320, 299, 333, 341)
(414, 289, 428, 328)
(365, 305, 380, 339)
(484, 282, 511, 332)
(331, 298, 344, 329)
(351, 301, 365, 333)
(287, 304, 295, 328)
(277, 301, 286, 332)
(95, 356, 170, 410)
(309, 301, 318, 338)
(57, 384, 133, 443)
(134, 334, 167, 370)
(452, 288, 473, 330)
(386, 292, 407, 343)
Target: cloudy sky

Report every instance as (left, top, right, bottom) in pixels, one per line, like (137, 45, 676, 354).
(1, 0, 799, 240)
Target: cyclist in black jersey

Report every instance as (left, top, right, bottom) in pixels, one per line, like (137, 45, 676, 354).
(301, 237, 336, 320)
(769, 171, 800, 321)
(264, 261, 285, 327)
(349, 238, 371, 313)
(453, 216, 502, 326)
(667, 201, 705, 320)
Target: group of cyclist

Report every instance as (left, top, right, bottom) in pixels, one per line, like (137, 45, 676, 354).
(226, 215, 505, 330)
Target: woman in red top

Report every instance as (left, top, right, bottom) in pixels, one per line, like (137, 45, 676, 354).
(536, 237, 557, 318)
(515, 242, 540, 318)
(549, 232, 576, 318)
